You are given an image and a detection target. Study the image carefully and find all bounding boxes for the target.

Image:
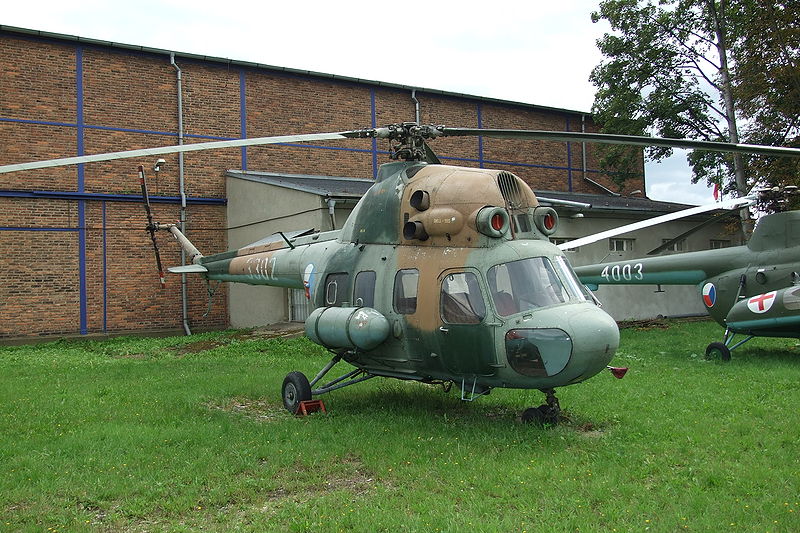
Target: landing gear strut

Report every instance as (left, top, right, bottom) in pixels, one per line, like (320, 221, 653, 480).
(281, 352, 376, 414)
(521, 388, 562, 425)
(705, 329, 755, 361)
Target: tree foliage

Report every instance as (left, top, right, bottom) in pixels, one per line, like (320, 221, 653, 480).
(590, 0, 799, 209)
(730, 1, 800, 210)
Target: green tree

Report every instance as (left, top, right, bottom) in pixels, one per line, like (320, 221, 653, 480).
(591, 0, 800, 214)
(590, 0, 745, 204)
(730, 1, 800, 211)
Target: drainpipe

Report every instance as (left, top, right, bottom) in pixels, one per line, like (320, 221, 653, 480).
(171, 52, 192, 336)
(581, 114, 620, 197)
(581, 114, 588, 184)
(411, 89, 420, 124)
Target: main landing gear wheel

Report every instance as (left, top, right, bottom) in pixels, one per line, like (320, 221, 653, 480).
(282, 371, 312, 414)
(705, 342, 731, 361)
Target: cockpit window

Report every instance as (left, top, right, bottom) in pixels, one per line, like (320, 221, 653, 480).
(440, 272, 486, 324)
(487, 257, 569, 316)
(553, 255, 591, 302)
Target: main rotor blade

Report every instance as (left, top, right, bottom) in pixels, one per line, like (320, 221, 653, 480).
(558, 195, 757, 251)
(0, 131, 368, 174)
(438, 128, 800, 158)
(5, 123, 799, 175)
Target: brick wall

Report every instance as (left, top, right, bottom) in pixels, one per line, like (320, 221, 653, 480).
(0, 29, 643, 338)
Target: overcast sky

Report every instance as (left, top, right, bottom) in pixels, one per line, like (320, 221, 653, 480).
(4, 0, 715, 205)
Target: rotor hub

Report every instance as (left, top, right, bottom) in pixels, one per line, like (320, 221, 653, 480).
(362, 123, 444, 161)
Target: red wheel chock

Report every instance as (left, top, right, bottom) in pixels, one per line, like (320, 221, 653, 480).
(296, 399, 327, 416)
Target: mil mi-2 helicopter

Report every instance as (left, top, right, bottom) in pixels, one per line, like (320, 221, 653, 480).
(571, 187, 800, 361)
(2, 123, 799, 422)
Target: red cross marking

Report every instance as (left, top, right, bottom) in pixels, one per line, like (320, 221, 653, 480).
(749, 292, 776, 311)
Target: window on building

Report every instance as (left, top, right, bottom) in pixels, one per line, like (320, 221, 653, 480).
(393, 269, 419, 314)
(353, 271, 376, 308)
(660, 238, 686, 252)
(289, 289, 311, 322)
(609, 238, 634, 252)
(440, 272, 486, 324)
(324, 272, 349, 306)
(551, 237, 579, 252)
(710, 239, 731, 249)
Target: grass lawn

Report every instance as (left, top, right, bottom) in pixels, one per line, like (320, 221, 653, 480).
(1, 319, 798, 532)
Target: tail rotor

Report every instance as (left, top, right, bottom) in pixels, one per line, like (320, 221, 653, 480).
(138, 165, 166, 288)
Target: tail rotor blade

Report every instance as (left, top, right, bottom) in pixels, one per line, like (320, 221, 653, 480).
(150, 235, 167, 288)
(138, 165, 166, 288)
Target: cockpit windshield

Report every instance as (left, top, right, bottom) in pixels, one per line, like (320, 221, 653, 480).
(552, 255, 593, 302)
(488, 256, 586, 316)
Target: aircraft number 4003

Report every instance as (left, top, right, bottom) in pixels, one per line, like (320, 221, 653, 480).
(600, 263, 645, 282)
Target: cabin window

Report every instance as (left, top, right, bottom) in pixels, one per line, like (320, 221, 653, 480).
(324, 272, 349, 306)
(353, 271, 376, 307)
(440, 272, 486, 324)
(487, 257, 569, 316)
(393, 269, 419, 314)
(609, 238, 634, 252)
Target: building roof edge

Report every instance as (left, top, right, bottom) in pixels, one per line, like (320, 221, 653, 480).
(0, 24, 590, 116)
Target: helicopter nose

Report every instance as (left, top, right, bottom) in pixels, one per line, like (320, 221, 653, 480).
(566, 306, 620, 382)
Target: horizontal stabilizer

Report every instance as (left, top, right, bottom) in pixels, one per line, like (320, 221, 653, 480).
(168, 264, 208, 274)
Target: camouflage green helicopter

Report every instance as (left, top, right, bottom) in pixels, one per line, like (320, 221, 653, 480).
(570, 186, 800, 361)
(3, 123, 799, 422)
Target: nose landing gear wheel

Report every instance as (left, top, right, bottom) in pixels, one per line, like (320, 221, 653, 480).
(282, 371, 312, 414)
(521, 388, 562, 425)
(521, 405, 560, 425)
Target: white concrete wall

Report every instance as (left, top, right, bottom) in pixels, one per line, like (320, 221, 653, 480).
(225, 178, 359, 327)
(226, 179, 329, 327)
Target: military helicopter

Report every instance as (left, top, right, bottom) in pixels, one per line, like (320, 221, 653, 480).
(570, 187, 800, 361)
(2, 123, 799, 422)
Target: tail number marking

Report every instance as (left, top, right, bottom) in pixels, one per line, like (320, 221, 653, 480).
(601, 263, 644, 282)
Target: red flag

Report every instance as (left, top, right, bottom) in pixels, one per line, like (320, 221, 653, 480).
(713, 182, 720, 201)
